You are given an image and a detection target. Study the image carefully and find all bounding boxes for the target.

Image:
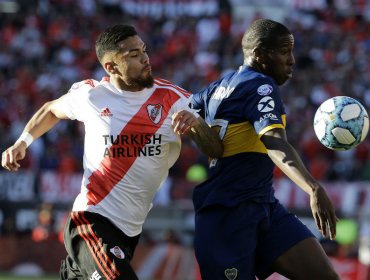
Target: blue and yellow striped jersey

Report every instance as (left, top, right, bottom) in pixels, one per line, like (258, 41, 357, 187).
(191, 65, 286, 211)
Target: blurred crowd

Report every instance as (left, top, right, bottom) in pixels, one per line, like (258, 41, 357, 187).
(1, 0, 370, 195)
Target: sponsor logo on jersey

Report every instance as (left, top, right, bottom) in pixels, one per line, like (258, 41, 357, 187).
(100, 107, 113, 117)
(224, 268, 238, 280)
(257, 96, 275, 113)
(110, 246, 125, 259)
(257, 84, 273, 96)
(103, 134, 162, 158)
(89, 271, 102, 280)
(259, 113, 278, 122)
(147, 104, 162, 124)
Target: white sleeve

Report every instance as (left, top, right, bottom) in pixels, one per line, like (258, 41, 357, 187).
(58, 81, 90, 121)
(172, 93, 200, 118)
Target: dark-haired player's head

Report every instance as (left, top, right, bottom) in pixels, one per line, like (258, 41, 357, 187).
(95, 24, 138, 63)
(95, 24, 153, 91)
(242, 19, 295, 85)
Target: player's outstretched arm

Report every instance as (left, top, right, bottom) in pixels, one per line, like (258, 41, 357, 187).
(172, 110, 223, 158)
(1, 95, 69, 172)
(260, 128, 337, 240)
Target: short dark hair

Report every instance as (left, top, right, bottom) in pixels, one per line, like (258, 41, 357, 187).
(242, 19, 291, 54)
(95, 24, 137, 62)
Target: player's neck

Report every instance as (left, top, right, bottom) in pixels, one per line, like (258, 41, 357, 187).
(245, 60, 263, 74)
(112, 78, 145, 92)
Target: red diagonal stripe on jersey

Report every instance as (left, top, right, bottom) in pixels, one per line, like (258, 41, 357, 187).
(86, 88, 180, 205)
(155, 78, 191, 98)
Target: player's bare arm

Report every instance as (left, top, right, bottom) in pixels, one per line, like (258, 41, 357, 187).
(172, 110, 223, 158)
(260, 128, 337, 240)
(1, 95, 69, 172)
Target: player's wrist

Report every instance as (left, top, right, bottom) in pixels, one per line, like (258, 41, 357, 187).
(15, 132, 34, 148)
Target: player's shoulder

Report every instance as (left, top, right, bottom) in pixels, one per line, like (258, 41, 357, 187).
(69, 78, 102, 93)
(240, 68, 278, 98)
(154, 78, 191, 99)
(238, 66, 273, 84)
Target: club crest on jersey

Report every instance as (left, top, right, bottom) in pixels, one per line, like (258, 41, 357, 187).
(147, 104, 162, 124)
(110, 246, 125, 259)
(224, 268, 238, 280)
(257, 84, 273, 96)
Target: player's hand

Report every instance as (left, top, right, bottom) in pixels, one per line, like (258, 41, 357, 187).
(172, 110, 200, 135)
(1, 142, 27, 171)
(310, 186, 338, 240)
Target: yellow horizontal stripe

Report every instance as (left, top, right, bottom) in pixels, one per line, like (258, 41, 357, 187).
(222, 122, 267, 157)
(222, 115, 286, 157)
(258, 124, 285, 138)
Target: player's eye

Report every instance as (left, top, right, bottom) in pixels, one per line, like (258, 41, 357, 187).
(280, 47, 292, 55)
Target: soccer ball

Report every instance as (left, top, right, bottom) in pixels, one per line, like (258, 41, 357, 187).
(313, 96, 369, 150)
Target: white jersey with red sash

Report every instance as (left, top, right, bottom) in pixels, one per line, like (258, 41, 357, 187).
(59, 77, 194, 236)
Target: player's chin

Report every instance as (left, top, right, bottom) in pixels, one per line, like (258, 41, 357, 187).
(141, 70, 153, 80)
(139, 75, 154, 88)
(278, 74, 292, 85)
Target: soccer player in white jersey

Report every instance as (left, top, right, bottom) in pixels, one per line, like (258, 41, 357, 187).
(1, 24, 223, 280)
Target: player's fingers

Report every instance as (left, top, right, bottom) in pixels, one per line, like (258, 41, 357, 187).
(186, 117, 198, 128)
(2, 151, 11, 170)
(172, 114, 180, 125)
(1, 151, 6, 167)
(172, 111, 185, 126)
(178, 122, 189, 134)
(180, 125, 191, 134)
(174, 121, 188, 134)
(314, 212, 324, 235)
(8, 150, 16, 165)
(327, 222, 335, 240)
(173, 121, 181, 133)
(313, 212, 320, 230)
(327, 212, 337, 240)
(173, 113, 187, 126)
(320, 215, 328, 237)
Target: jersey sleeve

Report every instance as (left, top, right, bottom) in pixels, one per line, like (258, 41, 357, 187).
(190, 80, 220, 119)
(171, 87, 200, 118)
(190, 92, 205, 118)
(243, 77, 286, 137)
(58, 80, 93, 122)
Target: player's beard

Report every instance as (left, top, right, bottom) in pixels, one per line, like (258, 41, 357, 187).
(129, 74, 154, 89)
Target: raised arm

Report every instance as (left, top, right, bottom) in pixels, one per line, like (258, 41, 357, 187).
(172, 110, 223, 159)
(2, 95, 69, 171)
(260, 128, 337, 240)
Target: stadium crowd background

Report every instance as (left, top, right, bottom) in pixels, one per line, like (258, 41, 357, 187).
(0, 0, 370, 279)
(1, 0, 370, 181)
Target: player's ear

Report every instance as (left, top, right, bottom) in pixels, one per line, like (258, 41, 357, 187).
(253, 47, 264, 63)
(254, 47, 271, 64)
(104, 61, 117, 75)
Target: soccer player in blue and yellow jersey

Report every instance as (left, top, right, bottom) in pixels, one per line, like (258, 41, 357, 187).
(191, 19, 340, 280)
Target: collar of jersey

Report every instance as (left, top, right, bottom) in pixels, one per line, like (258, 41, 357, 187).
(108, 82, 155, 97)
